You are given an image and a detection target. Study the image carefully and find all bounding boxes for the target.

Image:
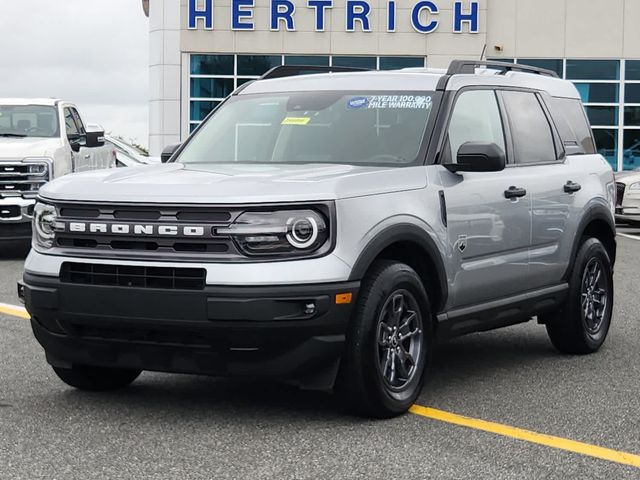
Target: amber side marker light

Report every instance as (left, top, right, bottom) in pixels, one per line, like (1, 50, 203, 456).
(335, 293, 353, 304)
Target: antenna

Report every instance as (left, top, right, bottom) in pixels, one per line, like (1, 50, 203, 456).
(479, 44, 487, 61)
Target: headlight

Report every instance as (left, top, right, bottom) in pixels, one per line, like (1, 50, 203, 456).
(217, 209, 330, 257)
(33, 202, 58, 248)
(629, 182, 640, 191)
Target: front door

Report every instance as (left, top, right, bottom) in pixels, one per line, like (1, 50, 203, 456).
(64, 107, 90, 172)
(439, 89, 532, 308)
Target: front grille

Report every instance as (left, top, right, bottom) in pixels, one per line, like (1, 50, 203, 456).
(52, 203, 244, 261)
(0, 161, 50, 198)
(61, 262, 206, 290)
(616, 182, 626, 206)
(0, 205, 20, 218)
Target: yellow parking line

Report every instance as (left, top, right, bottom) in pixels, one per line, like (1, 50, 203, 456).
(410, 405, 640, 469)
(0, 302, 29, 320)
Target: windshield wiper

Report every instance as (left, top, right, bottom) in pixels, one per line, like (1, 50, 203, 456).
(0, 133, 27, 138)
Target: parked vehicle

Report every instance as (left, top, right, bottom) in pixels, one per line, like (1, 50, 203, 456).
(0, 99, 114, 241)
(21, 62, 616, 418)
(615, 168, 640, 225)
(101, 134, 159, 168)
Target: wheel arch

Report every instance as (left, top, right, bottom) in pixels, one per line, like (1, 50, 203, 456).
(348, 224, 448, 314)
(564, 205, 616, 281)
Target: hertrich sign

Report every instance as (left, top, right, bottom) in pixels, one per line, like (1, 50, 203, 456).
(187, 0, 480, 34)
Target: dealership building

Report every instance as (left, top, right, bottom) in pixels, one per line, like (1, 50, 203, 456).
(145, 0, 640, 171)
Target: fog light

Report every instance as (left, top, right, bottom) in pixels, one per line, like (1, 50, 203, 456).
(304, 302, 316, 315)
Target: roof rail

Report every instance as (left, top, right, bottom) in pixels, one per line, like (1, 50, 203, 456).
(446, 60, 560, 78)
(260, 65, 369, 80)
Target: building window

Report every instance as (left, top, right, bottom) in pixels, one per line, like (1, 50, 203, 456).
(593, 129, 618, 169)
(517, 58, 563, 77)
(585, 106, 618, 127)
(237, 55, 281, 76)
(332, 56, 377, 69)
(379, 56, 425, 70)
(574, 83, 619, 104)
(190, 100, 220, 122)
(284, 55, 330, 66)
(190, 78, 235, 99)
(566, 60, 620, 81)
(191, 55, 234, 75)
(188, 54, 426, 133)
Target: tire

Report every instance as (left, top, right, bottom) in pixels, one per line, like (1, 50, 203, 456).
(338, 260, 432, 418)
(544, 237, 613, 354)
(52, 364, 141, 391)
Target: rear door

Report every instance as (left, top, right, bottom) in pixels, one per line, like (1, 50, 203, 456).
(440, 88, 532, 308)
(499, 90, 576, 289)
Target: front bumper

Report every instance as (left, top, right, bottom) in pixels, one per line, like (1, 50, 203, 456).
(0, 197, 34, 239)
(616, 190, 640, 223)
(22, 272, 359, 390)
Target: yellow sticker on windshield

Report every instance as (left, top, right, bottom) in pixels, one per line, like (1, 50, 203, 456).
(281, 117, 311, 126)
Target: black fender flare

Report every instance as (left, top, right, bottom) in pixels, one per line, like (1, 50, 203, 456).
(348, 223, 448, 311)
(563, 203, 616, 281)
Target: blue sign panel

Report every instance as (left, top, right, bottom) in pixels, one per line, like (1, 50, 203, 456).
(187, 0, 481, 33)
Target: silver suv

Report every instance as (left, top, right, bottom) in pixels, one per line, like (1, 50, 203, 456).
(21, 61, 617, 418)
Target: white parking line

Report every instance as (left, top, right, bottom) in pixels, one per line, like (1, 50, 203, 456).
(618, 232, 640, 241)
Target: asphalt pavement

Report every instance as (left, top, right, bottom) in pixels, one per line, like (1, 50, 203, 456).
(1, 231, 639, 479)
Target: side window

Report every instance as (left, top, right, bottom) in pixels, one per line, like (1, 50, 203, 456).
(64, 107, 79, 136)
(502, 91, 557, 164)
(548, 97, 596, 154)
(71, 108, 86, 134)
(446, 90, 506, 163)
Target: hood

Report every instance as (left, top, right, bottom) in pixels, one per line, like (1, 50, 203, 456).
(614, 170, 640, 185)
(39, 162, 427, 204)
(0, 137, 62, 159)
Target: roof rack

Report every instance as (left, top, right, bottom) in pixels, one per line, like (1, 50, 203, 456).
(446, 60, 560, 78)
(260, 65, 370, 80)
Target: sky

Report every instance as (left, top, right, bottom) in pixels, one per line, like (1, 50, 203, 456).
(0, 0, 149, 147)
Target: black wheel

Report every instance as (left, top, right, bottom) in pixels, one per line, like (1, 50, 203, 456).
(543, 238, 613, 354)
(52, 364, 141, 391)
(338, 260, 432, 418)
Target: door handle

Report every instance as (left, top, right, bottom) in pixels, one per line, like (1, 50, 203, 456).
(84, 154, 91, 160)
(504, 186, 527, 199)
(564, 181, 581, 193)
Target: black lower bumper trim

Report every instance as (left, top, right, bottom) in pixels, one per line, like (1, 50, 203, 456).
(0, 222, 32, 240)
(23, 273, 359, 389)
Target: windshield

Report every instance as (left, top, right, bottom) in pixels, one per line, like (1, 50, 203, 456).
(0, 105, 60, 138)
(177, 91, 436, 167)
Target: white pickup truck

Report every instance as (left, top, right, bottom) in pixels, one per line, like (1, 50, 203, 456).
(0, 98, 114, 241)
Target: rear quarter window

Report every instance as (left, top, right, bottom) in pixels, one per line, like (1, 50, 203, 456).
(547, 97, 596, 155)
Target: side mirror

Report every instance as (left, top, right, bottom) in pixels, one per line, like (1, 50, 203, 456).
(68, 133, 86, 152)
(161, 143, 181, 163)
(85, 124, 105, 148)
(445, 142, 506, 173)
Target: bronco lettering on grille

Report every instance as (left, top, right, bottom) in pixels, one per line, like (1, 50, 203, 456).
(62, 222, 208, 237)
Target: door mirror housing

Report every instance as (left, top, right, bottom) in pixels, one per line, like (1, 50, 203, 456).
(161, 143, 181, 163)
(444, 142, 506, 173)
(67, 133, 86, 152)
(85, 124, 105, 148)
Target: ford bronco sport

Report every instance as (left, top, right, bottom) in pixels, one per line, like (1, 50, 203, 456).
(21, 61, 616, 418)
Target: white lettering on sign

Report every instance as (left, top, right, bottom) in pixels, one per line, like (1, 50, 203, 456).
(366, 95, 433, 109)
